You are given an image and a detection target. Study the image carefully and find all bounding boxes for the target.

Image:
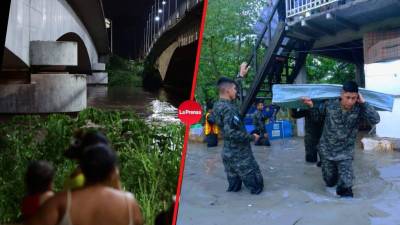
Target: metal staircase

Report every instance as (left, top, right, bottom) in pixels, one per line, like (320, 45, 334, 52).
(239, 0, 314, 117)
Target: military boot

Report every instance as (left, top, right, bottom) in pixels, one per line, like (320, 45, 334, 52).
(336, 186, 353, 198)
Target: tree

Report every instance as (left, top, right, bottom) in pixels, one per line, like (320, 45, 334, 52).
(195, 0, 268, 105)
(306, 55, 355, 84)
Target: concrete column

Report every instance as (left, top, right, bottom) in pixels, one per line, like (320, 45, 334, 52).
(0, 74, 86, 113)
(294, 66, 307, 84)
(87, 63, 108, 85)
(30, 41, 78, 66)
(293, 65, 307, 137)
(355, 63, 365, 88)
(87, 72, 108, 84)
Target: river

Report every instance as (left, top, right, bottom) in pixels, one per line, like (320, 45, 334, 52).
(87, 85, 182, 123)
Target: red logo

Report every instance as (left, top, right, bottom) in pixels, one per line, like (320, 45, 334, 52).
(178, 100, 202, 125)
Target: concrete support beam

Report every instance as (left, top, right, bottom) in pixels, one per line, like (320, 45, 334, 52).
(326, 13, 359, 31)
(30, 41, 78, 66)
(87, 72, 108, 84)
(92, 63, 106, 71)
(294, 65, 307, 137)
(314, 16, 400, 49)
(156, 42, 179, 80)
(0, 74, 86, 113)
(355, 63, 365, 88)
(306, 21, 336, 36)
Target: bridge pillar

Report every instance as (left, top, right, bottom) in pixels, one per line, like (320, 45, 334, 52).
(0, 40, 88, 113)
(0, 74, 86, 113)
(30, 41, 78, 66)
(88, 63, 108, 85)
(355, 63, 365, 88)
(293, 65, 307, 137)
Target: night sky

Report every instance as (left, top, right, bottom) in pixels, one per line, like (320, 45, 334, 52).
(101, 0, 186, 60)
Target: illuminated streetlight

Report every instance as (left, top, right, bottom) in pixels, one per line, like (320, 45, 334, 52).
(155, 16, 160, 21)
(162, 1, 166, 5)
(158, 9, 163, 13)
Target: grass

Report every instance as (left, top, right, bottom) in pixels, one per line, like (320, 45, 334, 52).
(0, 108, 184, 225)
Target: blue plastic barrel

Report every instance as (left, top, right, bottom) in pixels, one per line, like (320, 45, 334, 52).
(266, 120, 292, 140)
(245, 120, 292, 140)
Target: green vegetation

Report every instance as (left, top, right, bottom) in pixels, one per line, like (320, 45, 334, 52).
(107, 55, 144, 87)
(195, 0, 355, 106)
(0, 108, 184, 225)
(196, 0, 267, 105)
(306, 55, 355, 84)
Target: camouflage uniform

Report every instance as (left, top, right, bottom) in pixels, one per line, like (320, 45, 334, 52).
(252, 110, 271, 146)
(290, 103, 325, 162)
(314, 98, 380, 191)
(213, 99, 264, 194)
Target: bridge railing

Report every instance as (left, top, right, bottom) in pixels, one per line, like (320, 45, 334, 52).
(285, 0, 340, 18)
(143, 0, 202, 57)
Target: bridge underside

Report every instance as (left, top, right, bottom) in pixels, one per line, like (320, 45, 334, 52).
(163, 41, 198, 99)
(287, 0, 400, 64)
(143, 1, 203, 99)
(0, 0, 109, 113)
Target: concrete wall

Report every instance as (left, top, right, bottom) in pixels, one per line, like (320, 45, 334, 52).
(365, 60, 400, 138)
(30, 41, 78, 66)
(5, 0, 98, 68)
(0, 74, 86, 113)
(87, 72, 108, 84)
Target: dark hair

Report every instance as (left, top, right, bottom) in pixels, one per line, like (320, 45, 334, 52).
(65, 130, 109, 160)
(217, 77, 238, 89)
(342, 81, 358, 93)
(80, 144, 117, 184)
(25, 161, 54, 195)
(206, 101, 214, 110)
(255, 99, 264, 105)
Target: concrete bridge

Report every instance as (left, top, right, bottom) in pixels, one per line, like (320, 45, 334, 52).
(0, 0, 109, 113)
(142, 0, 204, 99)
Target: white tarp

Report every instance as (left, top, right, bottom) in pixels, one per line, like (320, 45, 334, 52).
(272, 84, 395, 111)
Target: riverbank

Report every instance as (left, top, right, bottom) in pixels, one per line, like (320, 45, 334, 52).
(0, 108, 184, 225)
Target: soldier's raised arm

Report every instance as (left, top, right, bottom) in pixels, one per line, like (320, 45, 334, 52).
(358, 93, 380, 125)
(234, 62, 250, 99)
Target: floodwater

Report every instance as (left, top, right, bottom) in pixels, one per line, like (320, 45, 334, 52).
(87, 85, 181, 123)
(177, 136, 400, 225)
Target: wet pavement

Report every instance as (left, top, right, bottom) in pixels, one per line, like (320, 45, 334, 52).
(177, 136, 400, 225)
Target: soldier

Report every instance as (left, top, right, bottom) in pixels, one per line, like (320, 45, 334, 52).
(204, 101, 219, 147)
(213, 63, 264, 195)
(252, 100, 271, 146)
(290, 100, 325, 165)
(302, 81, 380, 197)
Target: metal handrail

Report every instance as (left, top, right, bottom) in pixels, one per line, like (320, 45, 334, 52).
(285, 0, 339, 18)
(247, 0, 283, 68)
(143, 0, 202, 57)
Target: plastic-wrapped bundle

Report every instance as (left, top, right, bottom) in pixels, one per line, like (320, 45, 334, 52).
(272, 84, 395, 111)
